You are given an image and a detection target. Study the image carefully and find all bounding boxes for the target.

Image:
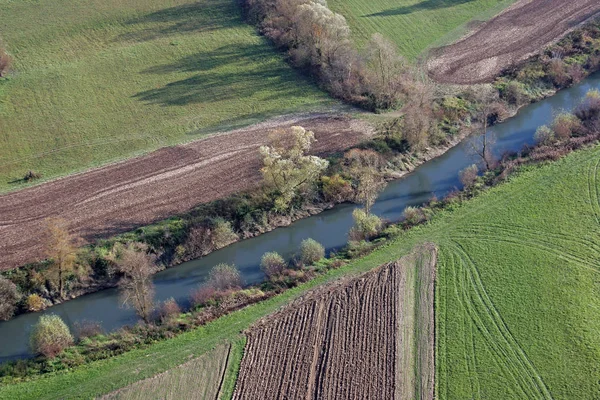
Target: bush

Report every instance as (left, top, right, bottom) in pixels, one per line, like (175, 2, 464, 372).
(459, 164, 479, 188)
(30, 315, 73, 358)
(158, 298, 181, 323)
(0, 277, 20, 321)
(260, 252, 287, 280)
(575, 89, 600, 122)
(208, 263, 242, 291)
(211, 219, 238, 249)
(321, 174, 354, 203)
(190, 285, 217, 308)
(299, 238, 325, 265)
(534, 125, 556, 145)
(26, 294, 45, 312)
(403, 206, 426, 226)
(551, 112, 582, 139)
(73, 320, 102, 339)
(349, 208, 382, 241)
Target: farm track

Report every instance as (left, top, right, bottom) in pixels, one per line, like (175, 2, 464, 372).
(427, 0, 600, 84)
(0, 114, 371, 270)
(232, 246, 436, 400)
(446, 242, 553, 399)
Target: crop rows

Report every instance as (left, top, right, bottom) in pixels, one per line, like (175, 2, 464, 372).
(233, 245, 436, 399)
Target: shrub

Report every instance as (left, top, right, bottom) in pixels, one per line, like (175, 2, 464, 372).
(30, 314, 73, 358)
(211, 219, 238, 249)
(0, 47, 11, 77)
(190, 285, 217, 308)
(260, 252, 287, 280)
(158, 298, 181, 323)
(534, 125, 556, 145)
(501, 81, 529, 105)
(208, 263, 242, 291)
(349, 208, 382, 241)
(73, 320, 102, 339)
(551, 112, 582, 139)
(299, 238, 325, 265)
(546, 58, 571, 87)
(575, 89, 600, 122)
(321, 174, 354, 203)
(23, 170, 41, 182)
(0, 277, 20, 321)
(459, 164, 479, 188)
(403, 206, 426, 226)
(26, 294, 45, 312)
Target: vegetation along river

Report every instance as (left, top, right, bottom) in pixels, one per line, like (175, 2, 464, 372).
(1, 72, 599, 362)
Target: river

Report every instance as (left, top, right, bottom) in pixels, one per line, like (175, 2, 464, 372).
(1, 72, 599, 362)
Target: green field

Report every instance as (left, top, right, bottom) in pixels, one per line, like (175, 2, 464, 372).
(2, 143, 599, 399)
(0, 0, 335, 192)
(328, 0, 517, 59)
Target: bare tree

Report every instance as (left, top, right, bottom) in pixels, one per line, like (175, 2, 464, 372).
(469, 89, 500, 170)
(113, 243, 156, 323)
(45, 218, 78, 299)
(344, 149, 387, 215)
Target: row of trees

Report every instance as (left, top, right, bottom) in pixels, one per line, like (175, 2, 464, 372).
(243, 0, 412, 110)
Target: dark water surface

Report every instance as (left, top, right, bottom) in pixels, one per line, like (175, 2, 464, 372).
(2, 73, 599, 362)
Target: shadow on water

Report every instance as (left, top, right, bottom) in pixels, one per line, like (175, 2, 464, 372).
(1, 72, 599, 363)
(363, 0, 476, 18)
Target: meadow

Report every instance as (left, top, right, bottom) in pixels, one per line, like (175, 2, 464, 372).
(327, 0, 517, 59)
(2, 143, 598, 399)
(0, 0, 334, 192)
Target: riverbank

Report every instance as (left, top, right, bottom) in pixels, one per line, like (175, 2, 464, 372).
(2, 19, 600, 325)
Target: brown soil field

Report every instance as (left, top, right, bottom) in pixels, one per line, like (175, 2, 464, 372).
(427, 0, 600, 84)
(232, 245, 437, 400)
(101, 343, 231, 400)
(0, 114, 372, 271)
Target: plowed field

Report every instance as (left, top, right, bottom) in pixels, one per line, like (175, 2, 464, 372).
(0, 114, 371, 271)
(428, 0, 600, 84)
(232, 245, 436, 400)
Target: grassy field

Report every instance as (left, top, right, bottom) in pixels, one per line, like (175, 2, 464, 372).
(328, 0, 517, 59)
(101, 343, 231, 400)
(1, 145, 599, 399)
(0, 0, 335, 192)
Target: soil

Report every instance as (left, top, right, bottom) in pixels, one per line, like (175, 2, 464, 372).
(427, 0, 600, 84)
(232, 245, 437, 400)
(0, 114, 373, 271)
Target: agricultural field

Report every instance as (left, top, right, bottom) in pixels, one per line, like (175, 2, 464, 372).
(428, 0, 600, 83)
(233, 246, 436, 399)
(2, 145, 600, 399)
(102, 343, 231, 400)
(327, 0, 518, 59)
(0, 0, 334, 193)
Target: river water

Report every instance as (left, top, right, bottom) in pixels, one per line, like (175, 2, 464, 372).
(1, 73, 599, 362)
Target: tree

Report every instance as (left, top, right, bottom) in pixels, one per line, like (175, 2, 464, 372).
(45, 218, 78, 299)
(30, 314, 73, 358)
(260, 251, 287, 279)
(459, 164, 479, 188)
(344, 149, 387, 215)
(0, 277, 20, 321)
(468, 88, 503, 170)
(260, 126, 329, 211)
(113, 243, 156, 323)
(299, 238, 325, 265)
(349, 208, 382, 241)
(208, 263, 242, 291)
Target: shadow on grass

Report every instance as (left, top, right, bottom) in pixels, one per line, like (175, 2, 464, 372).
(363, 0, 476, 17)
(133, 43, 315, 107)
(118, 0, 242, 42)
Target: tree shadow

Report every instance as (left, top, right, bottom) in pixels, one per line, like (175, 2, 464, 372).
(363, 0, 475, 17)
(117, 0, 241, 43)
(133, 43, 308, 107)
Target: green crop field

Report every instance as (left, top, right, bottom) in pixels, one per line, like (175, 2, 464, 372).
(328, 0, 517, 59)
(2, 145, 599, 399)
(0, 0, 335, 192)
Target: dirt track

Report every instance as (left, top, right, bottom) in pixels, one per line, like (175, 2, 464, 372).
(233, 246, 437, 400)
(428, 0, 600, 84)
(0, 114, 372, 271)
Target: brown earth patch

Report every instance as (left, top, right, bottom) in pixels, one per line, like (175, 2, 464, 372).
(427, 0, 600, 84)
(232, 244, 437, 400)
(0, 114, 372, 271)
